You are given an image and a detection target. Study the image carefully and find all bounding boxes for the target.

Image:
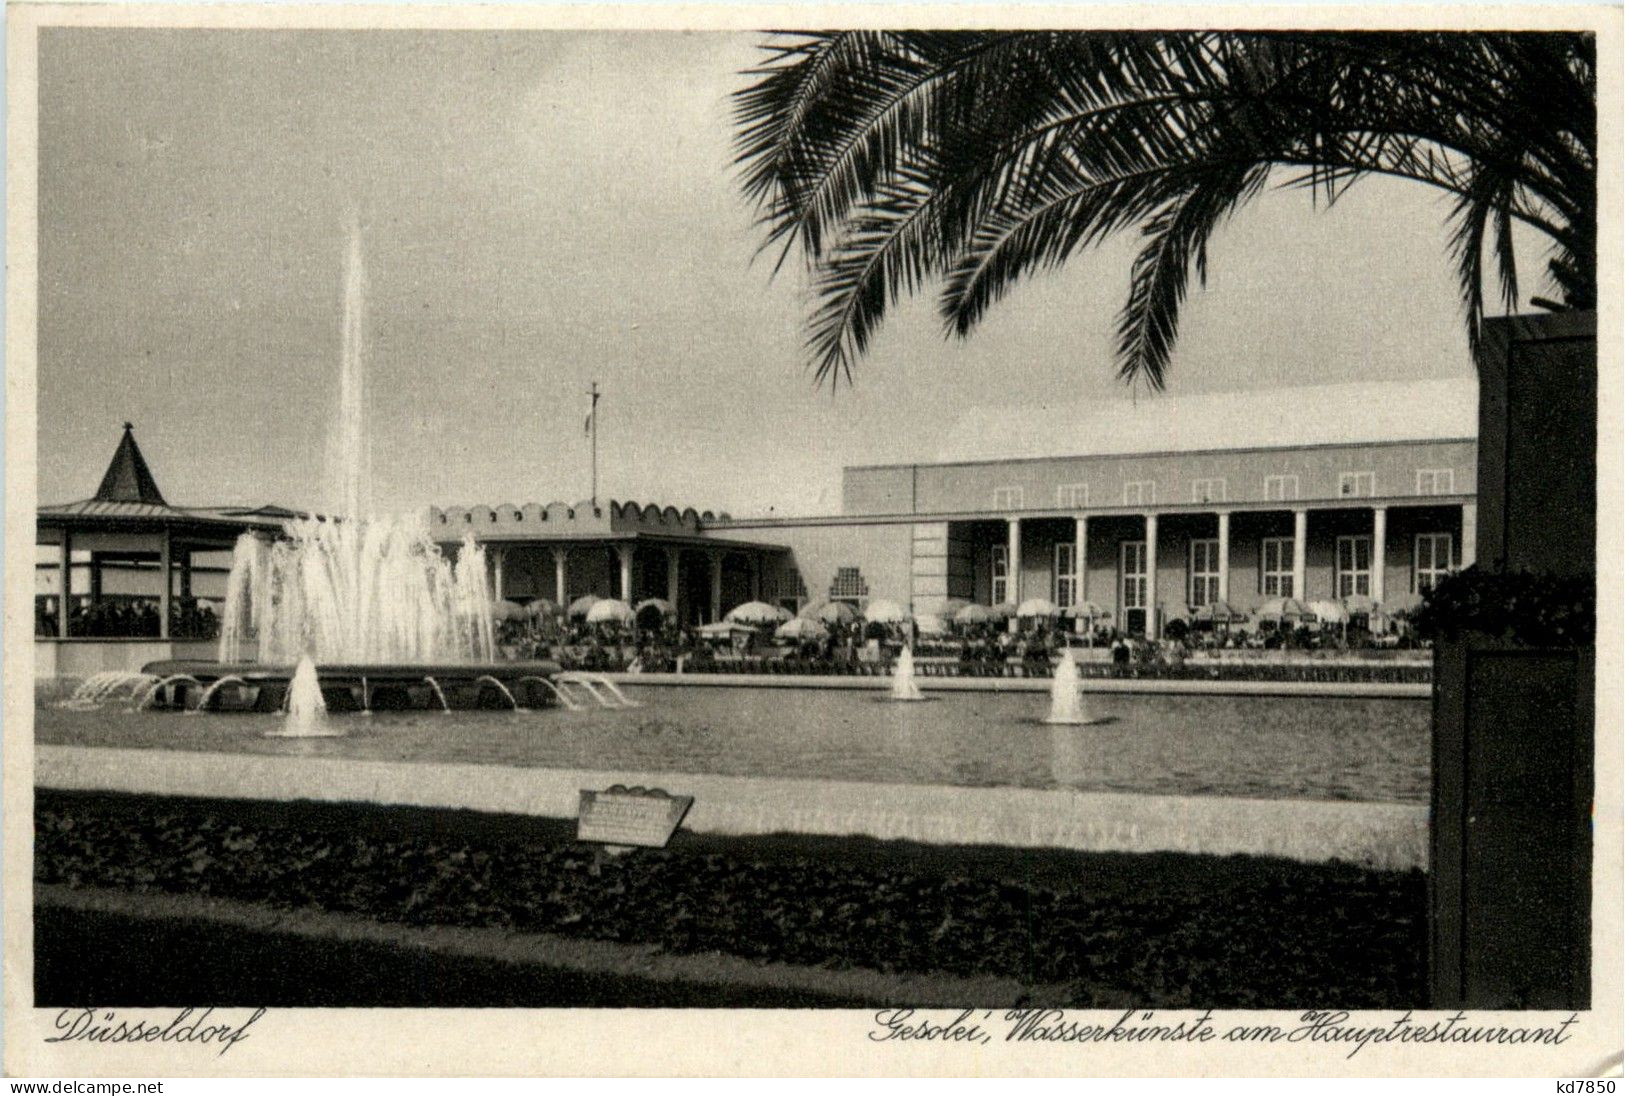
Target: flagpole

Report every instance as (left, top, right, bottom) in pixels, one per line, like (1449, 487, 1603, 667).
(588, 381, 600, 507)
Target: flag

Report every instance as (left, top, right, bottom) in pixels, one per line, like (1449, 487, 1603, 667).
(584, 386, 600, 435)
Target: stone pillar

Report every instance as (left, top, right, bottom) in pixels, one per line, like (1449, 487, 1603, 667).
(553, 548, 568, 606)
(1216, 511, 1231, 604)
(1292, 508, 1308, 601)
(666, 548, 680, 617)
(618, 544, 634, 601)
(158, 528, 172, 640)
(492, 547, 506, 601)
(1073, 516, 1088, 631)
(57, 532, 71, 639)
(1144, 512, 1159, 639)
(709, 554, 724, 623)
(1461, 502, 1477, 569)
(1372, 506, 1388, 606)
(1006, 518, 1022, 632)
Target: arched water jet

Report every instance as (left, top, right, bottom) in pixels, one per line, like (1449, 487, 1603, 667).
(473, 675, 519, 710)
(562, 677, 617, 709)
(517, 675, 580, 711)
(583, 675, 639, 708)
(192, 676, 248, 713)
(423, 676, 451, 713)
(138, 675, 203, 711)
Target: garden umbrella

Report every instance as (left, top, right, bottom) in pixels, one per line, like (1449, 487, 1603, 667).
(1016, 597, 1060, 619)
(585, 598, 635, 625)
(816, 601, 857, 625)
(953, 603, 992, 625)
(1343, 594, 1380, 617)
(1310, 599, 1350, 625)
(939, 597, 972, 619)
(862, 598, 910, 624)
(988, 602, 1019, 620)
(1258, 597, 1315, 622)
(775, 616, 828, 641)
(725, 600, 783, 625)
(914, 612, 948, 636)
(566, 594, 602, 620)
(1194, 599, 1246, 624)
(525, 598, 559, 620)
(489, 599, 526, 621)
(1062, 601, 1108, 620)
(634, 597, 676, 618)
(698, 621, 755, 639)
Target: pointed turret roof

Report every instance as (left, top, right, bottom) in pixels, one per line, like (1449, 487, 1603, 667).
(94, 422, 167, 506)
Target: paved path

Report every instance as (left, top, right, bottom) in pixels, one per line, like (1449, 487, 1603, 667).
(36, 745, 1427, 870)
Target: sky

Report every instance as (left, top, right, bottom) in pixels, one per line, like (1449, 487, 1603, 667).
(36, 28, 1521, 518)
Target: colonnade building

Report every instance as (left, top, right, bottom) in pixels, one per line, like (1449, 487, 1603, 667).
(440, 380, 1478, 636)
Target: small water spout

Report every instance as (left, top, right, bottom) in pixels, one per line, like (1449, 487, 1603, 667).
(517, 675, 580, 711)
(889, 645, 926, 702)
(192, 675, 248, 713)
(474, 675, 519, 709)
(63, 671, 160, 709)
(1042, 648, 1095, 725)
(358, 674, 372, 716)
(266, 656, 344, 738)
(423, 676, 451, 713)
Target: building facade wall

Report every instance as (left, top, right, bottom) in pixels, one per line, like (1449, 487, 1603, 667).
(842, 438, 1477, 516)
(705, 522, 915, 609)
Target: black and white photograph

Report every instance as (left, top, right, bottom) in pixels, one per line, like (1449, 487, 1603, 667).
(4, 4, 1619, 1079)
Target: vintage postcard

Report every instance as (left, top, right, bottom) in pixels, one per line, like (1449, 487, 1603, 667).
(4, 2, 1621, 1079)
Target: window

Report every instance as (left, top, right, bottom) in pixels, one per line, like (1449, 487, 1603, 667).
(1264, 474, 1300, 502)
(830, 566, 868, 602)
(1416, 469, 1456, 495)
(1054, 543, 1077, 608)
(1123, 481, 1156, 506)
(1261, 537, 1294, 597)
(1120, 541, 1147, 610)
(1190, 478, 1226, 504)
(1056, 483, 1089, 508)
(1338, 471, 1376, 498)
(993, 486, 1024, 510)
(991, 545, 1009, 604)
(1415, 533, 1455, 593)
(1188, 539, 1220, 607)
(1336, 535, 1372, 597)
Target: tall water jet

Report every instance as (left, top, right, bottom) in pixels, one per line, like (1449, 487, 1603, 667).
(889, 645, 926, 701)
(217, 220, 498, 670)
(1043, 648, 1096, 725)
(266, 655, 344, 738)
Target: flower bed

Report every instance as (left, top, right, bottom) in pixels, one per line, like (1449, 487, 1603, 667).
(36, 796, 1426, 1007)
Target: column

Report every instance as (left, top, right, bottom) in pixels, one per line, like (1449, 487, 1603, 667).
(553, 548, 568, 606)
(666, 548, 680, 617)
(492, 547, 506, 601)
(617, 544, 634, 601)
(1073, 516, 1088, 632)
(1144, 512, 1159, 639)
(1006, 518, 1022, 632)
(1372, 506, 1387, 605)
(158, 529, 172, 640)
(1460, 502, 1477, 569)
(1292, 508, 1308, 601)
(709, 554, 724, 623)
(57, 532, 71, 639)
(1216, 511, 1231, 604)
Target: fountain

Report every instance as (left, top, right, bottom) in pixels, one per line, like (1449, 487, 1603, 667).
(264, 656, 344, 738)
(888, 645, 926, 702)
(1042, 648, 1101, 726)
(139, 219, 561, 717)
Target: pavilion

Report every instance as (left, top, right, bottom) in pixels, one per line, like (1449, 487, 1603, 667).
(34, 424, 295, 678)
